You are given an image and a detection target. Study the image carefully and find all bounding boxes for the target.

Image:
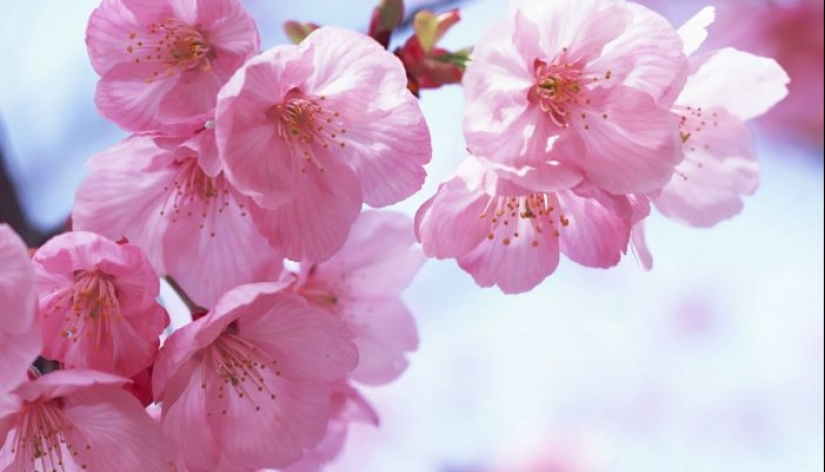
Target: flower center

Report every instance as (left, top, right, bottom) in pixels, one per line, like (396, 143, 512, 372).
(127, 18, 213, 83)
(159, 158, 246, 238)
(267, 88, 348, 173)
(45, 269, 122, 351)
(528, 59, 586, 127)
(479, 193, 569, 247)
(11, 399, 92, 471)
(202, 331, 280, 415)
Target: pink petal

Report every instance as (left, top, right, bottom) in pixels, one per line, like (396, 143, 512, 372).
(73, 134, 174, 270)
(251, 160, 363, 262)
(565, 86, 681, 194)
(653, 107, 758, 227)
(85, 0, 142, 75)
(94, 65, 178, 131)
(415, 182, 490, 259)
(678, 48, 790, 121)
(326, 95, 430, 207)
(158, 166, 284, 308)
(465, 104, 559, 172)
(461, 15, 539, 169)
(556, 187, 633, 268)
(210, 374, 330, 470)
(303, 27, 406, 103)
(13, 369, 129, 401)
(458, 195, 562, 294)
(237, 293, 358, 382)
(62, 383, 172, 471)
(157, 70, 226, 123)
(299, 27, 431, 207)
(0, 225, 35, 335)
(296, 211, 421, 385)
(513, 0, 632, 64)
(427, 169, 566, 293)
(121, 0, 172, 23)
(344, 298, 418, 385)
(587, 3, 689, 108)
(303, 211, 424, 299)
(478, 155, 584, 195)
(160, 361, 222, 471)
(0, 327, 40, 395)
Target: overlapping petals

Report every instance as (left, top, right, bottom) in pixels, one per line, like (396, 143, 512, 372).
(153, 282, 358, 471)
(32, 231, 169, 378)
(416, 158, 647, 293)
(294, 211, 423, 385)
(653, 9, 789, 227)
(462, 0, 687, 195)
(87, 0, 260, 131)
(72, 131, 284, 308)
(0, 370, 171, 471)
(216, 26, 432, 261)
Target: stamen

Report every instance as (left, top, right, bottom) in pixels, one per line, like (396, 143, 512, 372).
(12, 399, 91, 471)
(268, 88, 348, 173)
(203, 332, 280, 415)
(127, 18, 214, 83)
(44, 270, 122, 354)
(159, 159, 246, 235)
(528, 54, 605, 128)
(480, 193, 570, 247)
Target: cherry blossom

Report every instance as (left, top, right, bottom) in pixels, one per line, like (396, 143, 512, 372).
(416, 158, 648, 293)
(462, 0, 688, 194)
(653, 7, 789, 227)
(0, 369, 171, 471)
(32, 231, 169, 378)
(153, 282, 358, 471)
(87, 0, 260, 131)
(215, 26, 431, 261)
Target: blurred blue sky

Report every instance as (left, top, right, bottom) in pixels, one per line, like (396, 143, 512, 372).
(0, 1, 822, 471)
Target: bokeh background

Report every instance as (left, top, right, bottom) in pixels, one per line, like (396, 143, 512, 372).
(0, 1, 822, 471)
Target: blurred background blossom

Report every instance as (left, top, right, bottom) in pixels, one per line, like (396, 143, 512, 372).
(0, 1, 822, 471)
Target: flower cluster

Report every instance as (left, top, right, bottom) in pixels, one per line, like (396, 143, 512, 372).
(2, 0, 426, 470)
(0, 0, 790, 470)
(416, 1, 788, 293)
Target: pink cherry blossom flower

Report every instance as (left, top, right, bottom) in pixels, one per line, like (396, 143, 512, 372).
(87, 0, 260, 131)
(416, 157, 648, 293)
(72, 130, 284, 308)
(294, 211, 423, 385)
(0, 224, 41, 392)
(215, 26, 432, 261)
(32, 231, 169, 379)
(652, 8, 789, 227)
(153, 282, 358, 471)
(0, 369, 171, 471)
(462, 0, 688, 194)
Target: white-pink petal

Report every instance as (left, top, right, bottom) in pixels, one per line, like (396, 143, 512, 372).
(677, 48, 790, 121)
